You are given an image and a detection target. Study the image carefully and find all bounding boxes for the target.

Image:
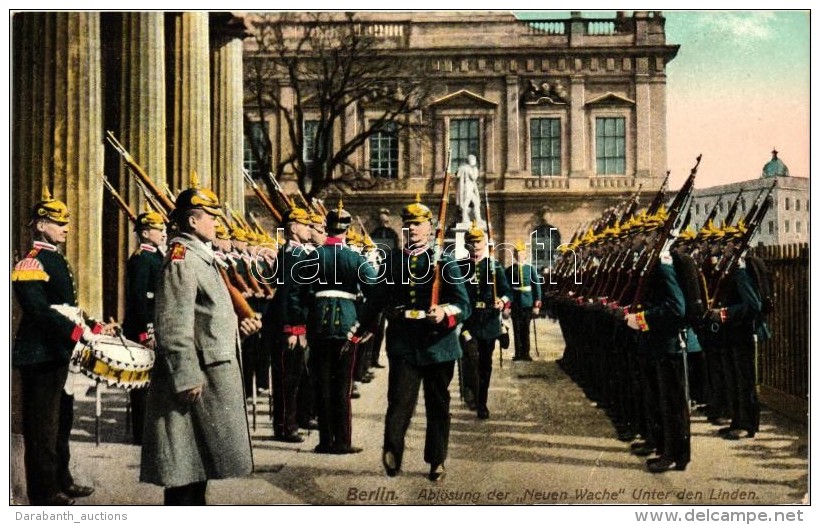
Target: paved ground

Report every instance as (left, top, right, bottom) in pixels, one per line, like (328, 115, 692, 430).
(29, 319, 808, 506)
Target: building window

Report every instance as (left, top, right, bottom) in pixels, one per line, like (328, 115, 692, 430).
(785, 197, 791, 211)
(449, 118, 480, 171)
(718, 201, 724, 213)
(740, 198, 746, 212)
(796, 221, 802, 233)
(369, 121, 399, 179)
(768, 221, 775, 235)
(695, 203, 701, 215)
(595, 117, 625, 175)
(785, 220, 790, 233)
(530, 118, 561, 176)
(796, 199, 801, 211)
(243, 121, 269, 178)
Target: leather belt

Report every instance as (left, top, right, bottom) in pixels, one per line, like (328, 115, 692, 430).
(404, 309, 427, 320)
(315, 290, 358, 300)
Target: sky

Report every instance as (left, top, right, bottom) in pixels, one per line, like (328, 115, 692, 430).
(516, 9, 810, 189)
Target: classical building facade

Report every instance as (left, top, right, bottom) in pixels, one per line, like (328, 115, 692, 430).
(243, 11, 679, 262)
(690, 150, 809, 247)
(11, 12, 249, 320)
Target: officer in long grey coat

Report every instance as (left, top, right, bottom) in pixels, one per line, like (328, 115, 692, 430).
(139, 182, 261, 505)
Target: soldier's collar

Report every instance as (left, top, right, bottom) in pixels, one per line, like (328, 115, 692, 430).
(403, 245, 428, 256)
(33, 240, 57, 252)
(139, 243, 158, 253)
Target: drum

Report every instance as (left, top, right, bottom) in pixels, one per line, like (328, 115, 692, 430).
(72, 335, 154, 390)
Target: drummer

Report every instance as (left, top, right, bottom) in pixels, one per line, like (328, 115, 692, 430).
(12, 187, 104, 505)
(122, 207, 167, 445)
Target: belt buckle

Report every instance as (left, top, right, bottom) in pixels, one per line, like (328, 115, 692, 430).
(475, 302, 486, 309)
(405, 310, 425, 320)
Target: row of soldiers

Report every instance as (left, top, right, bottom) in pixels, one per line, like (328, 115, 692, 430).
(545, 164, 773, 473)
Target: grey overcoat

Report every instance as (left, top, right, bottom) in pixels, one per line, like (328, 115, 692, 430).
(140, 233, 253, 488)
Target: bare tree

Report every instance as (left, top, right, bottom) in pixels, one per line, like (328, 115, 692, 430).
(244, 12, 434, 199)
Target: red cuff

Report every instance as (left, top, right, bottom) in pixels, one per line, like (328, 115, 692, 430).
(444, 314, 458, 330)
(719, 308, 728, 323)
(283, 325, 307, 336)
(635, 312, 650, 332)
(71, 325, 84, 342)
(138, 332, 151, 343)
(92, 323, 104, 335)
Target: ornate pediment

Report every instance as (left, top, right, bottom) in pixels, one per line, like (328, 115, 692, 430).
(585, 92, 635, 107)
(521, 78, 568, 107)
(429, 89, 497, 109)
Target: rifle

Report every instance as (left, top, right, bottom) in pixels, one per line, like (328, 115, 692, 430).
(646, 171, 671, 215)
(483, 179, 503, 368)
(99, 174, 137, 224)
(243, 168, 283, 223)
(163, 184, 177, 205)
(266, 172, 295, 214)
(105, 130, 257, 320)
(703, 195, 723, 227)
(429, 149, 452, 308)
(707, 180, 776, 316)
(629, 155, 701, 309)
(722, 189, 744, 227)
(105, 131, 176, 213)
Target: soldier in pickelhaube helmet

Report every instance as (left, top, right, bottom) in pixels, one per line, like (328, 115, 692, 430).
(12, 186, 102, 505)
(307, 199, 376, 454)
(122, 205, 167, 446)
(139, 175, 261, 505)
(506, 240, 543, 362)
(457, 222, 512, 420)
(261, 205, 314, 443)
(354, 194, 471, 482)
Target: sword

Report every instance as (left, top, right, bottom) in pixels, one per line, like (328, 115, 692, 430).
(532, 315, 540, 357)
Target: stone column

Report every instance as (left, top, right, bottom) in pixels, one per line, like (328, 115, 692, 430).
(569, 75, 587, 180)
(634, 66, 651, 179)
(109, 12, 166, 318)
(504, 75, 520, 176)
(211, 15, 247, 213)
(171, 12, 212, 190)
(12, 12, 105, 317)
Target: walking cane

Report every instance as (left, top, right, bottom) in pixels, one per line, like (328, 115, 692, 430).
(251, 371, 258, 432)
(457, 357, 464, 402)
(532, 316, 540, 357)
(95, 383, 102, 447)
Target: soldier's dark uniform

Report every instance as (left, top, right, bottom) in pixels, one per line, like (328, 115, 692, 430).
(12, 194, 98, 505)
(357, 197, 471, 481)
(505, 242, 543, 361)
(261, 208, 313, 442)
(307, 204, 376, 454)
(122, 211, 166, 445)
(628, 251, 688, 472)
(708, 225, 771, 440)
(458, 225, 512, 419)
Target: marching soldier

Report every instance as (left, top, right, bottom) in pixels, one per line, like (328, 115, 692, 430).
(122, 208, 167, 445)
(139, 180, 261, 505)
(307, 201, 376, 454)
(506, 240, 542, 361)
(261, 207, 314, 443)
(354, 195, 471, 481)
(12, 188, 102, 505)
(458, 223, 512, 419)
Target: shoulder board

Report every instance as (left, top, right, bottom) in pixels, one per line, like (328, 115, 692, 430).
(169, 243, 187, 262)
(12, 256, 50, 282)
(660, 252, 673, 266)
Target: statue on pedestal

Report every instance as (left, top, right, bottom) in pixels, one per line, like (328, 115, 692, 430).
(456, 154, 483, 227)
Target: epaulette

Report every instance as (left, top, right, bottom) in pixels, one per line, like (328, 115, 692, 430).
(660, 252, 673, 266)
(169, 243, 187, 262)
(11, 255, 50, 282)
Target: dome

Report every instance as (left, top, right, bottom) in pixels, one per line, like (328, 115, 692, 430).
(762, 149, 790, 178)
